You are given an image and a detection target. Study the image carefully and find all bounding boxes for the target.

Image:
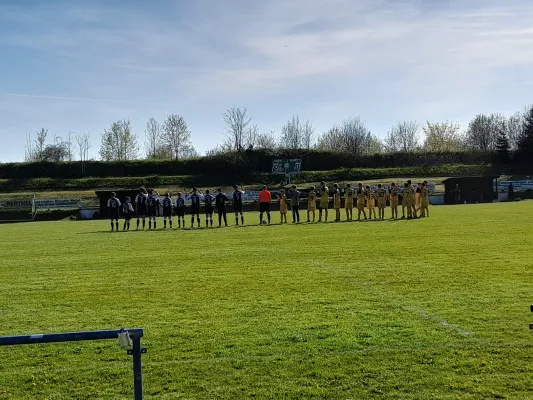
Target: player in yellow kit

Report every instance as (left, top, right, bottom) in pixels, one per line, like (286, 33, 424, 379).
(278, 189, 288, 224)
(407, 179, 417, 218)
(332, 183, 341, 222)
(356, 183, 367, 221)
(389, 182, 399, 219)
(307, 186, 317, 222)
(318, 181, 329, 222)
(419, 182, 430, 217)
(375, 183, 387, 220)
(366, 185, 377, 220)
(344, 183, 354, 221)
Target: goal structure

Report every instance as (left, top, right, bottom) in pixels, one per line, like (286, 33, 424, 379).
(0, 194, 37, 223)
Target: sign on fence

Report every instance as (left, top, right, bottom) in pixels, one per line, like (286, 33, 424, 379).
(272, 159, 302, 175)
(495, 180, 533, 192)
(0, 198, 82, 210)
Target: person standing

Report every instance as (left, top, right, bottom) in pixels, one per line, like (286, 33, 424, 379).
(508, 182, 514, 202)
(332, 183, 341, 222)
(189, 188, 202, 228)
(232, 184, 245, 226)
(307, 186, 317, 222)
(161, 193, 174, 229)
(278, 189, 288, 224)
(258, 185, 272, 224)
(175, 192, 185, 228)
(420, 182, 430, 217)
(389, 182, 399, 219)
(288, 185, 300, 223)
(204, 189, 215, 227)
(366, 185, 376, 220)
(135, 187, 148, 230)
(318, 181, 329, 222)
(215, 188, 229, 227)
(356, 183, 367, 221)
(121, 196, 134, 231)
(344, 183, 354, 221)
(146, 189, 160, 230)
(453, 184, 461, 204)
(107, 192, 121, 232)
(375, 184, 387, 220)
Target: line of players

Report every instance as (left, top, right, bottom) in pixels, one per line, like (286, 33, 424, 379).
(106, 180, 430, 231)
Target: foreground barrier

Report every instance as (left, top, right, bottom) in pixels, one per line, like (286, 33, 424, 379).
(0, 327, 146, 400)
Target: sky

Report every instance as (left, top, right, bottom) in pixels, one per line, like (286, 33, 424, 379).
(1, 0, 533, 162)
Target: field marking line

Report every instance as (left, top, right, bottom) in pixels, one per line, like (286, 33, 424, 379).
(309, 260, 472, 337)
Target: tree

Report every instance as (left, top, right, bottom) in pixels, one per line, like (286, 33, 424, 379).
(516, 106, 533, 161)
(144, 118, 167, 159)
(41, 144, 69, 162)
(316, 118, 378, 157)
(465, 113, 505, 152)
(75, 132, 91, 173)
(316, 126, 344, 152)
(507, 111, 526, 150)
(223, 107, 252, 152)
(385, 121, 419, 153)
(161, 114, 194, 160)
(99, 120, 139, 161)
(279, 116, 315, 149)
(255, 130, 278, 150)
(25, 128, 50, 162)
(496, 128, 511, 164)
(301, 120, 315, 149)
(422, 121, 465, 152)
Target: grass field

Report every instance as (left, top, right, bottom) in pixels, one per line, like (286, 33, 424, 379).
(1, 202, 533, 399)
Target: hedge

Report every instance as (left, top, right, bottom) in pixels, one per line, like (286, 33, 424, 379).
(0, 150, 494, 179)
(0, 164, 492, 192)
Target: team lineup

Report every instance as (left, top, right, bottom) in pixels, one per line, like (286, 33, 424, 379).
(106, 180, 431, 231)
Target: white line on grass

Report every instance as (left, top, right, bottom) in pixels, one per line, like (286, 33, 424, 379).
(310, 261, 472, 337)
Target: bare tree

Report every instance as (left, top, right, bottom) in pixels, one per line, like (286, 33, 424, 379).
(316, 118, 377, 156)
(245, 124, 259, 149)
(385, 121, 420, 153)
(465, 113, 505, 152)
(507, 111, 525, 150)
(316, 126, 344, 152)
(65, 132, 74, 163)
(223, 107, 252, 152)
(301, 120, 315, 149)
(422, 121, 465, 152)
(161, 114, 194, 160)
(75, 132, 91, 173)
(280, 115, 302, 149)
(255, 130, 278, 149)
(25, 128, 50, 162)
(144, 118, 167, 159)
(99, 120, 139, 161)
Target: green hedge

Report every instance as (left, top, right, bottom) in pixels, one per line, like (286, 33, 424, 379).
(0, 164, 492, 192)
(0, 150, 493, 179)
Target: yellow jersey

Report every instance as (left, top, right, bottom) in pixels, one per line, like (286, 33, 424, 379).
(389, 187, 398, 198)
(345, 188, 354, 201)
(375, 188, 387, 201)
(421, 188, 429, 200)
(320, 187, 329, 207)
(356, 189, 366, 204)
(333, 189, 341, 208)
(308, 191, 317, 208)
(366, 190, 375, 207)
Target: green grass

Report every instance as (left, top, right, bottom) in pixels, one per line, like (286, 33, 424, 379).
(1, 202, 533, 399)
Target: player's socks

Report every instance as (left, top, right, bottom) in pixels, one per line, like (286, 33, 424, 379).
(197, 217, 201, 227)
(169, 220, 173, 228)
(235, 217, 239, 226)
(142, 220, 146, 229)
(241, 216, 244, 225)
(154, 221, 157, 229)
(115, 222, 119, 231)
(123, 222, 127, 231)
(136, 220, 140, 229)
(164, 220, 167, 228)
(110, 221, 114, 231)
(149, 221, 152, 230)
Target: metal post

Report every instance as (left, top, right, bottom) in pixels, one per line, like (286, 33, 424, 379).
(132, 336, 143, 400)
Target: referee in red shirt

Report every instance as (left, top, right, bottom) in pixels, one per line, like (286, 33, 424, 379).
(258, 185, 272, 225)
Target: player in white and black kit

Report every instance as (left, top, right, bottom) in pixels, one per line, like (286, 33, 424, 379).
(161, 193, 173, 229)
(135, 187, 148, 230)
(175, 192, 185, 228)
(122, 197, 134, 231)
(204, 189, 215, 227)
(189, 188, 201, 228)
(215, 188, 229, 227)
(107, 192, 121, 231)
(232, 184, 245, 226)
(146, 189, 160, 230)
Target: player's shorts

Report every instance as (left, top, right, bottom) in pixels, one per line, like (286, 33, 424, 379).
(367, 201, 375, 209)
(377, 199, 386, 208)
(110, 210, 120, 220)
(421, 199, 429, 208)
(191, 205, 200, 215)
(345, 201, 354, 209)
(319, 202, 328, 210)
(124, 214, 132, 221)
(163, 208, 172, 217)
(409, 198, 416, 207)
(402, 197, 408, 207)
(217, 206, 227, 214)
(205, 205, 213, 214)
(390, 197, 398, 208)
(176, 208, 185, 217)
(147, 207, 157, 217)
(233, 202, 243, 214)
(307, 205, 316, 211)
(136, 205, 147, 217)
(279, 204, 288, 214)
(259, 202, 271, 213)
(357, 202, 365, 210)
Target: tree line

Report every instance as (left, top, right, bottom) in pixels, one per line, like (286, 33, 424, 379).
(22, 105, 533, 165)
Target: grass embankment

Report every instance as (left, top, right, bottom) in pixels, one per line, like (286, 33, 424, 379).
(1, 202, 532, 399)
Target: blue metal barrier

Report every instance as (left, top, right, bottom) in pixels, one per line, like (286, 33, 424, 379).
(0, 327, 146, 400)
